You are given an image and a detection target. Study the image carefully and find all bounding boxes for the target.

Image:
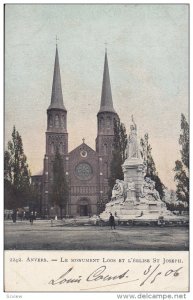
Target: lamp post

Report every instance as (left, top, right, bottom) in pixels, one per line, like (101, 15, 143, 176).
(97, 191, 105, 214)
(44, 190, 49, 219)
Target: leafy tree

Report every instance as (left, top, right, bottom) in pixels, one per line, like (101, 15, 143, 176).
(4, 178, 15, 209)
(28, 182, 41, 214)
(140, 133, 165, 199)
(179, 114, 189, 169)
(51, 147, 69, 219)
(108, 119, 127, 195)
(174, 114, 189, 205)
(113, 118, 127, 162)
(165, 201, 188, 215)
(4, 126, 31, 209)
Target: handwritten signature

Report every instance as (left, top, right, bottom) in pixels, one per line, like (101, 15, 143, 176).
(48, 264, 183, 290)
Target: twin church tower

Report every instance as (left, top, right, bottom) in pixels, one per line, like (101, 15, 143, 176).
(42, 45, 119, 217)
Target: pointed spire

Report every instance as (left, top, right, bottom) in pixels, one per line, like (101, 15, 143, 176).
(48, 45, 66, 111)
(99, 50, 116, 114)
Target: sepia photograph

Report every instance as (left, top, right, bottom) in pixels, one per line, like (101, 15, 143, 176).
(3, 3, 189, 293)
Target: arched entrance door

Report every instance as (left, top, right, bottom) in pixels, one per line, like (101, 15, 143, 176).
(77, 198, 90, 216)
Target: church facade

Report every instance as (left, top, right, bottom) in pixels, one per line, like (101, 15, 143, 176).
(40, 46, 119, 217)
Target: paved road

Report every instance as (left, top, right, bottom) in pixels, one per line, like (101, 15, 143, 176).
(4, 220, 189, 250)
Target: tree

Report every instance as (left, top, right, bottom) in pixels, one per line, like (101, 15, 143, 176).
(28, 182, 41, 214)
(51, 147, 69, 219)
(140, 133, 165, 199)
(108, 119, 127, 195)
(4, 126, 31, 209)
(174, 114, 189, 205)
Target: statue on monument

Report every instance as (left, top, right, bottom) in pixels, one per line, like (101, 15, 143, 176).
(126, 178, 136, 201)
(140, 177, 161, 202)
(126, 115, 140, 159)
(111, 179, 125, 201)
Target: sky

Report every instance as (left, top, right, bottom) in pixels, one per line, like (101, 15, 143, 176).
(5, 4, 189, 190)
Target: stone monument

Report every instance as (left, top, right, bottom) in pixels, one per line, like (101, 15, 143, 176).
(122, 115, 145, 200)
(100, 116, 174, 222)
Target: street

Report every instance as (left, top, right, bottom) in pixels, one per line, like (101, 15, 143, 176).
(4, 220, 189, 250)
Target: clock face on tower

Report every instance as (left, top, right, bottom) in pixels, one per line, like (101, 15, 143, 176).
(75, 162, 93, 180)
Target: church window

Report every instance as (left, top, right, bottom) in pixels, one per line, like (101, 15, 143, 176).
(51, 143, 54, 154)
(107, 117, 111, 129)
(61, 115, 65, 128)
(59, 143, 63, 154)
(111, 143, 114, 154)
(80, 150, 87, 157)
(104, 143, 107, 155)
(49, 115, 53, 127)
(104, 162, 108, 178)
(75, 163, 93, 180)
(55, 115, 59, 128)
(100, 117, 104, 130)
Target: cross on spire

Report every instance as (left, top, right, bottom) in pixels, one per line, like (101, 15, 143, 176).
(82, 137, 85, 143)
(56, 35, 59, 46)
(105, 42, 108, 53)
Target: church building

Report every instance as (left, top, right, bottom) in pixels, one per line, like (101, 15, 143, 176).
(38, 45, 119, 217)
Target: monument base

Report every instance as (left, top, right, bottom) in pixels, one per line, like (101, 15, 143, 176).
(100, 198, 175, 222)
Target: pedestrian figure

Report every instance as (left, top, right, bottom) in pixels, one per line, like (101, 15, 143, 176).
(29, 212, 34, 225)
(97, 215, 103, 227)
(12, 210, 17, 223)
(20, 211, 24, 221)
(109, 213, 116, 229)
(34, 211, 37, 220)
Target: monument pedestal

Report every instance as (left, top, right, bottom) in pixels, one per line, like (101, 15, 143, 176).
(122, 157, 145, 200)
(100, 158, 173, 222)
(100, 198, 173, 222)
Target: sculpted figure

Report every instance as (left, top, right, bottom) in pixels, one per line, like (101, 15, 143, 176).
(112, 179, 124, 200)
(140, 177, 161, 202)
(127, 177, 135, 190)
(140, 177, 151, 198)
(126, 178, 136, 201)
(126, 115, 139, 159)
(150, 180, 160, 201)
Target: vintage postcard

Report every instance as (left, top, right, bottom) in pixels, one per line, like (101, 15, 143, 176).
(3, 3, 190, 296)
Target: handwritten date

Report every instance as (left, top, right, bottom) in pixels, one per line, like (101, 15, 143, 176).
(48, 264, 183, 289)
